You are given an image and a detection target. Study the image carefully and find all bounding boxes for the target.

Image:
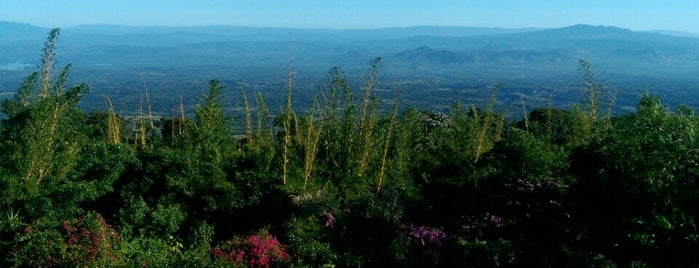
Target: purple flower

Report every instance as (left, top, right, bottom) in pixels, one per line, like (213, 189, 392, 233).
(484, 213, 503, 228)
(322, 211, 335, 229)
(407, 224, 447, 246)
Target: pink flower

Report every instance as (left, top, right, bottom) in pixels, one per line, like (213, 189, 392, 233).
(322, 211, 335, 228)
(484, 212, 503, 228)
(212, 230, 292, 268)
(407, 224, 447, 246)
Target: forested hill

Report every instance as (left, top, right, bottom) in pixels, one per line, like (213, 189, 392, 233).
(0, 28, 698, 267)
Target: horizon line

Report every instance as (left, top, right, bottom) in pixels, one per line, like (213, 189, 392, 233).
(3, 20, 699, 36)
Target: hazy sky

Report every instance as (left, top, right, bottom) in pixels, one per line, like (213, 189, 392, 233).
(2, 0, 697, 33)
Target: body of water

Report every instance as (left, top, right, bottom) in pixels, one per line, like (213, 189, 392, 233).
(0, 61, 34, 71)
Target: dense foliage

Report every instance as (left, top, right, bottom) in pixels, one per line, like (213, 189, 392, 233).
(1, 29, 698, 267)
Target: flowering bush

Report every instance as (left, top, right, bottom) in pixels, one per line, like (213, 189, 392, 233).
(212, 230, 291, 267)
(406, 224, 447, 246)
(60, 212, 124, 266)
(8, 212, 124, 267)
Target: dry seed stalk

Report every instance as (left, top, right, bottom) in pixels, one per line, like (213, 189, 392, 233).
(474, 85, 499, 163)
(377, 96, 399, 194)
(105, 96, 121, 144)
(240, 87, 253, 145)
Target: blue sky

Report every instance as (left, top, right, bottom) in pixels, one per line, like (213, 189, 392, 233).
(1, 0, 698, 33)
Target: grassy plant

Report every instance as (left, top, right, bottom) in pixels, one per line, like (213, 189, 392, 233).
(572, 60, 613, 144)
(604, 89, 618, 130)
(240, 86, 254, 146)
(255, 92, 271, 140)
(179, 94, 187, 135)
(546, 97, 553, 150)
(9, 28, 89, 195)
(357, 97, 379, 177)
(193, 80, 229, 163)
(301, 98, 323, 189)
(474, 85, 500, 163)
(137, 70, 155, 130)
(359, 58, 381, 134)
(323, 67, 356, 175)
(282, 56, 297, 185)
(520, 96, 529, 131)
(357, 58, 381, 177)
(39, 29, 59, 99)
(494, 108, 507, 141)
(579, 59, 605, 122)
(376, 96, 400, 194)
(135, 95, 148, 148)
(104, 96, 121, 144)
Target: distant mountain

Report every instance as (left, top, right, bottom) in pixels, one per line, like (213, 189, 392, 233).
(646, 30, 699, 38)
(386, 24, 699, 78)
(0, 21, 48, 44)
(3, 21, 698, 70)
(536, 24, 633, 37)
(4, 21, 699, 112)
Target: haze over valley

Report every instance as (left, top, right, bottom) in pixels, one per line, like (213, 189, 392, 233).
(2, 21, 699, 116)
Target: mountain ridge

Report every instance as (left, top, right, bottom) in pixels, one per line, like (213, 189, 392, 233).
(3, 21, 697, 41)
(3, 21, 699, 113)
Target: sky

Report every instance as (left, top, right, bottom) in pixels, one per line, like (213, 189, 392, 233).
(1, 0, 698, 33)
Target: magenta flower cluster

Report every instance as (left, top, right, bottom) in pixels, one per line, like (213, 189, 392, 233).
(60, 213, 121, 266)
(322, 211, 335, 229)
(484, 212, 503, 228)
(407, 224, 447, 246)
(212, 230, 291, 268)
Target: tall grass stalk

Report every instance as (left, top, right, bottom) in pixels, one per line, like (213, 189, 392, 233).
(17, 28, 86, 195)
(255, 92, 271, 140)
(170, 99, 176, 146)
(376, 96, 399, 194)
(546, 97, 553, 150)
(282, 55, 296, 185)
(336, 68, 355, 169)
(36, 65, 72, 184)
(357, 58, 381, 177)
(579, 59, 607, 122)
(39, 28, 59, 99)
(104, 96, 121, 144)
(358, 58, 381, 136)
(179, 94, 186, 135)
(520, 96, 529, 131)
(136, 95, 148, 148)
(474, 85, 500, 163)
(495, 108, 507, 141)
(240, 86, 253, 145)
(137, 70, 155, 130)
(301, 98, 322, 189)
(27, 29, 63, 185)
(604, 90, 618, 130)
(574, 60, 609, 143)
(357, 98, 379, 177)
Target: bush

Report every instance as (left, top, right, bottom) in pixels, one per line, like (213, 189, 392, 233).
(212, 229, 292, 268)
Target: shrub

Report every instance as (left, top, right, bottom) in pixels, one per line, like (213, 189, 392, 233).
(212, 229, 291, 268)
(8, 212, 124, 267)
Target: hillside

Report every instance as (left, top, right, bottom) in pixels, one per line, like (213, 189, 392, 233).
(0, 29, 698, 267)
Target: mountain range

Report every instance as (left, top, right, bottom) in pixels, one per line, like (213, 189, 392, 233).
(2, 21, 699, 113)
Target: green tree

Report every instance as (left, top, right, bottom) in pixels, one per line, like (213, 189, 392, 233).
(571, 93, 699, 265)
